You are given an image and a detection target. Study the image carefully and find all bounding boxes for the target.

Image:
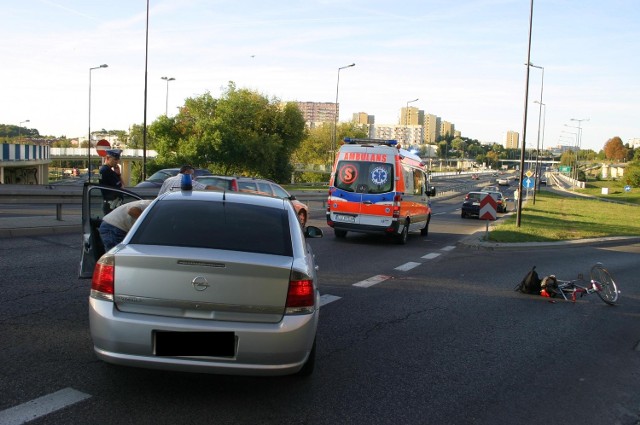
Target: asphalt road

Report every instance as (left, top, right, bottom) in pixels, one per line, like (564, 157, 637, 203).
(1, 189, 639, 425)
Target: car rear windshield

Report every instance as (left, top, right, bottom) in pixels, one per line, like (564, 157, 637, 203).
(130, 200, 293, 256)
(334, 161, 393, 194)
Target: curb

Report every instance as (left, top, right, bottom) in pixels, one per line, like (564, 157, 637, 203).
(458, 234, 640, 251)
(0, 225, 81, 239)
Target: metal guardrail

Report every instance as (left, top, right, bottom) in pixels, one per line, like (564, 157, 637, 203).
(0, 180, 472, 221)
(0, 185, 157, 220)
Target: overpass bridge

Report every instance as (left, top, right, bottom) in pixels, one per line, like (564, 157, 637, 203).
(0, 144, 156, 185)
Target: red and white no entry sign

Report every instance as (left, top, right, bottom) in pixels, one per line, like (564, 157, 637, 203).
(96, 139, 110, 157)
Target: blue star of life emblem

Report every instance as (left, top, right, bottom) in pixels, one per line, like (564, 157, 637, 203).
(371, 167, 388, 185)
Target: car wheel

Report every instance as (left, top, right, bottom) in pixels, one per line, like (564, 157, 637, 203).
(461, 211, 466, 218)
(297, 210, 307, 228)
(420, 215, 430, 236)
(334, 229, 347, 238)
(296, 339, 316, 377)
(396, 222, 409, 245)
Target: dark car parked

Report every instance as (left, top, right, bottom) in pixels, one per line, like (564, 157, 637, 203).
(461, 191, 486, 219)
(135, 168, 212, 188)
(480, 189, 508, 213)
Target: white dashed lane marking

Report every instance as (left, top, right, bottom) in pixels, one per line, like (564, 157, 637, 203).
(394, 262, 421, 271)
(0, 388, 91, 425)
(351, 245, 457, 287)
(353, 275, 392, 288)
(320, 294, 342, 306)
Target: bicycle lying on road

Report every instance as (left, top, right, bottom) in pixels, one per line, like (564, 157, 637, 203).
(544, 263, 620, 306)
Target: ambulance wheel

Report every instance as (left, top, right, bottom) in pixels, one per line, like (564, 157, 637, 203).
(396, 223, 409, 245)
(334, 229, 347, 238)
(420, 216, 430, 236)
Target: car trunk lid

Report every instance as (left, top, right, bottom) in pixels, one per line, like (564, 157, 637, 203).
(112, 245, 293, 323)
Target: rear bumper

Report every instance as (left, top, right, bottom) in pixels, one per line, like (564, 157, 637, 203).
(461, 205, 480, 216)
(89, 297, 318, 376)
(327, 217, 400, 235)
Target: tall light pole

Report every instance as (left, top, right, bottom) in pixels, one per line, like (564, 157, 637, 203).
(532, 100, 545, 203)
(88, 64, 108, 180)
(570, 118, 589, 185)
(18, 120, 30, 140)
(517, 0, 535, 227)
(527, 63, 543, 204)
(142, 0, 150, 180)
(562, 128, 579, 188)
(405, 98, 419, 145)
(161, 76, 175, 116)
(332, 63, 355, 164)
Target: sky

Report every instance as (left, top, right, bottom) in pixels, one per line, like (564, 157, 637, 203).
(1, 0, 638, 152)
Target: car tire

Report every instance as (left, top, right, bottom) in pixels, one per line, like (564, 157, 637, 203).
(461, 211, 466, 218)
(420, 215, 430, 236)
(334, 229, 347, 238)
(296, 339, 316, 377)
(396, 222, 409, 245)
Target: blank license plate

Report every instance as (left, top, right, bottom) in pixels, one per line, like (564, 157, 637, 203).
(155, 331, 235, 357)
(334, 214, 356, 223)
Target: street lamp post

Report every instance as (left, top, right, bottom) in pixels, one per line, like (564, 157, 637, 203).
(528, 63, 544, 204)
(88, 64, 108, 180)
(570, 118, 589, 185)
(516, 0, 535, 227)
(161, 76, 175, 116)
(532, 100, 545, 203)
(562, 129, 579, 188)
(332, 63, 355, 163)
(405, 98, 419, 145)
(18, 120, 30, 140)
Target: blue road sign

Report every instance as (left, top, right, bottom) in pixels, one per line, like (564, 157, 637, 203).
(523, 177, 534, 189)
(624, 185, 631, 192)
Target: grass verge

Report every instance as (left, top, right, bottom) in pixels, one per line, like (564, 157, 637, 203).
(488, 190, 640, 243)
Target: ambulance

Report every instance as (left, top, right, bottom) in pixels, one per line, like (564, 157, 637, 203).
(326, 138, 436, 244)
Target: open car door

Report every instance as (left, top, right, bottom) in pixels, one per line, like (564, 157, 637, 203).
(79, 183, 144, 278)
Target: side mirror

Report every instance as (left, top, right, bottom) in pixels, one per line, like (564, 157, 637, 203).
(304, 226, 324, 238)
(428, 186, 436, 197)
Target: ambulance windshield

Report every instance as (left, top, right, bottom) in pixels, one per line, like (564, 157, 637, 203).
(334, 161, 393, 194)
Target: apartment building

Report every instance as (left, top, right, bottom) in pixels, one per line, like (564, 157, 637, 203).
(441, 121, 455, 138)
(295, 102, 336, 127)
(424, 114, 441, 144)
(400, 106, 423, 126)
(505, 131, 519, 149)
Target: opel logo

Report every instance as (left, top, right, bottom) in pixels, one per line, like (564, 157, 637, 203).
(192, 276, 210, 291)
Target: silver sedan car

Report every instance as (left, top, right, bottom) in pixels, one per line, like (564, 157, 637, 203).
(88, 190, 323, 376)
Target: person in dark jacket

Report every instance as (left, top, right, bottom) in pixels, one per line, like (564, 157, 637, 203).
(99, 149, 123, 214)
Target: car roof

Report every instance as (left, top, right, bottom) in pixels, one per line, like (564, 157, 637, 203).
(161, 188, 288, 208)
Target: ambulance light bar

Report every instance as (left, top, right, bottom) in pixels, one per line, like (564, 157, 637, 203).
(343, 137, 398, 147)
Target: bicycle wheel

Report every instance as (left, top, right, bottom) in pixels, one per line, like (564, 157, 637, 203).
(590, 263, 619, 305)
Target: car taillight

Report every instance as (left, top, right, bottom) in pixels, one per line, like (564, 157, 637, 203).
(285, 271, 315, 315)
(392, 194, 401, 219)
(91, 254, 115, 301)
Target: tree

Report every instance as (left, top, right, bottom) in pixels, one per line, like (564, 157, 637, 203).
(145, 83, 306, 182)
(559, 150, 577, 167)
(603, 136, 627, 161)
(485, 151, 500, 169)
